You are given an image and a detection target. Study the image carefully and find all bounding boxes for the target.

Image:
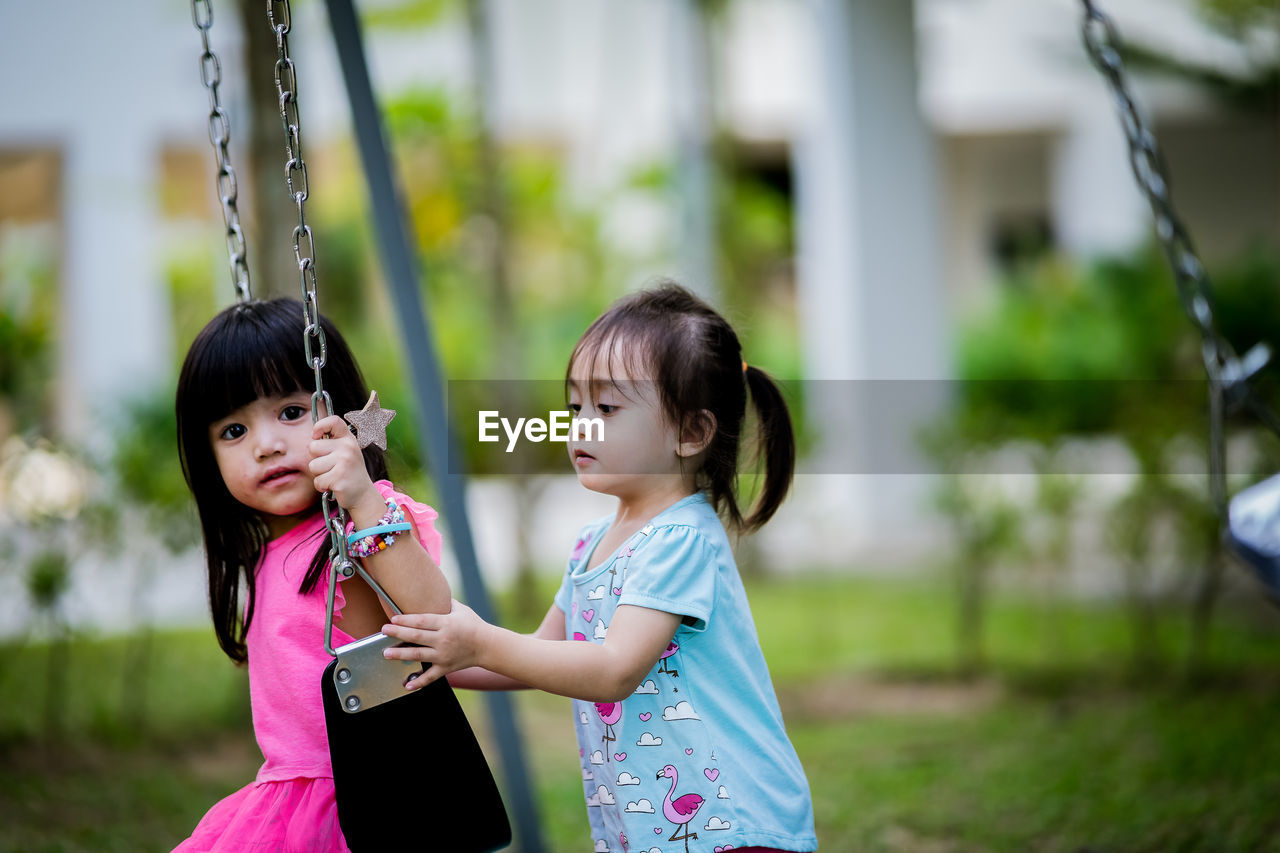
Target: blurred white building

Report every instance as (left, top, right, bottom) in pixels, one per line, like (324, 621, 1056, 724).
(0, 0, 1276, 603)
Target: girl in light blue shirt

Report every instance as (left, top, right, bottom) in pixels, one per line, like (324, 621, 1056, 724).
(385, 282, 818, 853)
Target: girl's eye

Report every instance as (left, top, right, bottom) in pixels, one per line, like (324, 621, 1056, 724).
(568, 403, 582, 414)
(218, 423, 247, 441)
(281, 405, 308, 422)
(597, 404, 617, 415)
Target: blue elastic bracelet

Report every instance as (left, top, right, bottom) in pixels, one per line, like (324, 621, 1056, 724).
(346, 521, 412, 546)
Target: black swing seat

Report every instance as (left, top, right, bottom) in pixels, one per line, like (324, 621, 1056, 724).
(1227, 472, 1280, 600)
(322, 658, 512, 852)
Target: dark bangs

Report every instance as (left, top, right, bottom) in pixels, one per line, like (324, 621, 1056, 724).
(183, 301, 314, 429)
(565, 286, 725, 433)
(565, 304, 674, 421)
(176, 298, 388, 663)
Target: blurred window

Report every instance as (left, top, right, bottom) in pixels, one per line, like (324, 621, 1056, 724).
(989, 211, 1054, 273)
(0, 148, 61, 435)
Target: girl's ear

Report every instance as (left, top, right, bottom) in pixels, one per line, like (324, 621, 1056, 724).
(676, 410, 716, 458)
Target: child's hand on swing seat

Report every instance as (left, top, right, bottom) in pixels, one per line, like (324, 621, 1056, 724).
(381, 600, 490, 689)
(309, 415, 384, 525)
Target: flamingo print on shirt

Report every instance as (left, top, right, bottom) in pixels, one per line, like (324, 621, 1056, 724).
(658, 764, 705, 853)
(566, 519, 763, 852)
(596, 701, 623, 760)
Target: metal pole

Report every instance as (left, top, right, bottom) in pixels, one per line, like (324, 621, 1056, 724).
(321, 1, 545, 849)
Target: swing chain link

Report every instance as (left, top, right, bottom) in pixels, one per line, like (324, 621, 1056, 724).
(1077, 0, 1278, 513)
(266, 0, 356, 597)
(191, 0, 252, 304)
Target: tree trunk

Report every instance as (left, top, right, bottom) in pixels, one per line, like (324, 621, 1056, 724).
(956, 558, 985, 677)
(43, 617, 69, 741)
(1187, 541, 1224, 678)
(466, 0, 546, 620)
(240, 0, 298, 298)
(1122, 558, 1162, 678)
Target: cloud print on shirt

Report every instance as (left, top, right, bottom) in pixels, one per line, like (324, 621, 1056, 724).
(633, 680, 659, 695)
(636, 732, 663, 746)
(617, 772, 641, 786)
(704, 816, 731, 831)
(587, 585, 605, 600)
(625, 798, 655, 814)
(662, 701, 701, 721)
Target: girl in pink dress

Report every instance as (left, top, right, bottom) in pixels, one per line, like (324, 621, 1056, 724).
(172, 298, 451, 852)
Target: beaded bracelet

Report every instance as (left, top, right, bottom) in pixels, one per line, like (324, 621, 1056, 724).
(346, 496, 411, 558)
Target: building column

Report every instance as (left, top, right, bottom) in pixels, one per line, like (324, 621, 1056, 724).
(60, 137, 171, 440)
(792, 0, 948, 557)
(1051, 104, 1150, 259)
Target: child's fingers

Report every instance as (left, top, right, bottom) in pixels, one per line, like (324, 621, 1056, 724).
(307, 434, 358, 465)
(403, 667, 443, 691)
(313, 415, 351, 440)
(389, 612, 447, 630)
(381, 625, 430, 647)
(307, 451, 337, 475)
(307, 455, 340, 493)
(384, 640, 434, 662)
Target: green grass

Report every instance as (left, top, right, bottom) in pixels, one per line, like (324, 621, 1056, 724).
(4, 572, 1280, 851)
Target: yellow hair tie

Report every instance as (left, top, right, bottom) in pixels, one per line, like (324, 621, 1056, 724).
(742, 360, 748, 374)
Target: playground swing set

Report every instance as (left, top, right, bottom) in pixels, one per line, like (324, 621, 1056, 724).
(191, 0, 515, 850)
(187, 1, 1280, 851)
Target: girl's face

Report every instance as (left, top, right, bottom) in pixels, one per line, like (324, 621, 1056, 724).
(566, 351, 685, 498)
(208, 391, 319, 538)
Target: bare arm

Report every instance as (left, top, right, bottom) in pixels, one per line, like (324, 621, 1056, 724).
(383, 600, 681, 703)
(443, 603, 567, 691)
(310, 415, 451, 638)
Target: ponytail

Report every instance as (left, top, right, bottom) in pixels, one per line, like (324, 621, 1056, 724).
(741, 365, 795, 532)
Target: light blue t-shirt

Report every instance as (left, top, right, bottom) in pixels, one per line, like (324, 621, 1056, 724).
(554, 492, 817, 853)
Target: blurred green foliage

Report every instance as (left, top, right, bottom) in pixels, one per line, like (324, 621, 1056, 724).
(111, 388, 198, 554)
(1198, 0, 1280, 31)
(929, 244, 1280, 672)
(0, 227, 58, 435)
(25, 549, 70, 613)
(949, 245, 1280, 449)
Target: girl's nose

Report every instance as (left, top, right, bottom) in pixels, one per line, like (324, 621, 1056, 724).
(254, 427, 287, 460)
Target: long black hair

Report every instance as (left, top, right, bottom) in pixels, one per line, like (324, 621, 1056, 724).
(567, 281, 795, 533)
(176, 298, 387, 663)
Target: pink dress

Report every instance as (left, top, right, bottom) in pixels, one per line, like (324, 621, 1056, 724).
(174, 481, 442, 853)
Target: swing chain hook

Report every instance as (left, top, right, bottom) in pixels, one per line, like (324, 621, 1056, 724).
(1078, 0, 1278, 515)
(191, 0, 252, 303)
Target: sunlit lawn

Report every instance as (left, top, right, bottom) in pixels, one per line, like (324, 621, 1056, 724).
(3, 570, 1280, 852)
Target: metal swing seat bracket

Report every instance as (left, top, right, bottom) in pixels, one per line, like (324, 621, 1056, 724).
(323, 544, 424, 714)
(331, 632, 422, 713)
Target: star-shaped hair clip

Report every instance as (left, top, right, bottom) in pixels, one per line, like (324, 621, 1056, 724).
(344, 391, 396, 450)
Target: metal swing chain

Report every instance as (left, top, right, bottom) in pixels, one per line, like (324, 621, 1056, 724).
(266, 0, 404, 655)
(191, 0, 252, 303)
(1077, 0, 1279, 514)
(265, 0, 356, 610)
